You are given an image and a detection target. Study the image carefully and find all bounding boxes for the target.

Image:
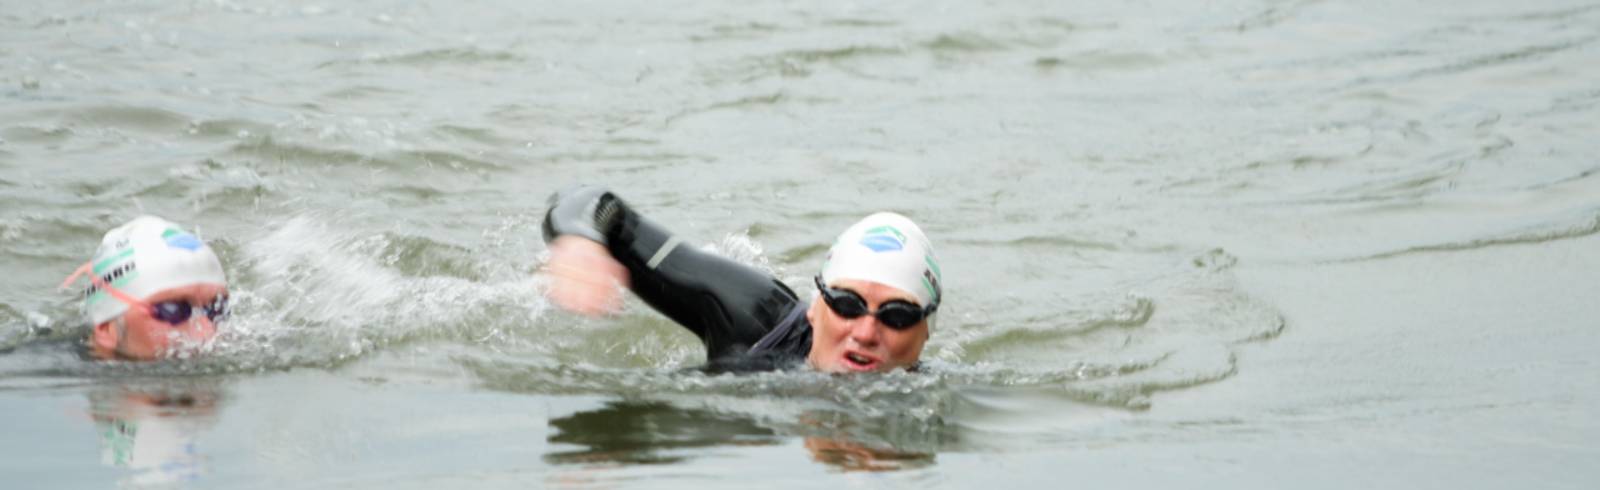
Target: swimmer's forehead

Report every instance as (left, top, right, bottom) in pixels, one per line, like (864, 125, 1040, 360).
(824, 278, 921, 305)
(142, 284, 228, 303)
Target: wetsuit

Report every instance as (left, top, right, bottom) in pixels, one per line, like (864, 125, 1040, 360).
(542, 186, 813, 372)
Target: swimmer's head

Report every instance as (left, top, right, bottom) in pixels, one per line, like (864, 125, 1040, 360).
(808, 212, 942, 373)
(67, 216, 229, 360)
(818, 212, 942, 310)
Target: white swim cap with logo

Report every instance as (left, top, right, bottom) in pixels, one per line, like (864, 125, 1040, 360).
(819, 212, 942, 309)
(83, 216, 226, 325)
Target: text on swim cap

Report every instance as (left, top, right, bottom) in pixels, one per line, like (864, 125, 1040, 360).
(83, 261, 138, 301)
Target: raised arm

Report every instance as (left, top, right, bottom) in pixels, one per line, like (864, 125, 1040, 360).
(541, 186, 801, 358)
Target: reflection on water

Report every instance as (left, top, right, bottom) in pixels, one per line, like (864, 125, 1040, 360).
(85, 380, 225, 487)
(547, 400, 783, 465)
(803, 437, 934, 473)
(547, 399, 935, 472)
(796, 411, 938, 472)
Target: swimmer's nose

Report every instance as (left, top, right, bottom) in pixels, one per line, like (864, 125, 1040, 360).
(847, 316, 882, 347)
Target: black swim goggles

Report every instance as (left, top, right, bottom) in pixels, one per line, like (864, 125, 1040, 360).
(814, 276, 938, 330)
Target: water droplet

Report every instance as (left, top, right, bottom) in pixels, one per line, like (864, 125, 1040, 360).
(26, 312, 50, 329)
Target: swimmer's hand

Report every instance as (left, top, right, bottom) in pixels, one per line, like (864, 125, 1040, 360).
(542, 236, 630, 316)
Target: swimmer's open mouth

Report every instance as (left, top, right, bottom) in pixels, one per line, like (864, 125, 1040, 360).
(842, 351, 880, 371)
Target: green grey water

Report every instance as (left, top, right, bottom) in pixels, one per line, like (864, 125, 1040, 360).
(1, 0, 1597, 487)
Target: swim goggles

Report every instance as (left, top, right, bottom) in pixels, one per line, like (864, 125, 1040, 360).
(814, 275, 938, 330)
(61, 263, 229, 326)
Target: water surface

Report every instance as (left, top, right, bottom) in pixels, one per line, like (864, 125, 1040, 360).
(2, 0, 1597, 487)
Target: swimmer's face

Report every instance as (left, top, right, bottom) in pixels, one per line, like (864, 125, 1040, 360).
(91, 284, 226, 361)
(806, 279, 930, 373)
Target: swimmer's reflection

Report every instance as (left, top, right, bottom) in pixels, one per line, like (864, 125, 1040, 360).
(545, 400, 936, 471)
(85, 381, 224, 486)
(802, 435, 935, 472)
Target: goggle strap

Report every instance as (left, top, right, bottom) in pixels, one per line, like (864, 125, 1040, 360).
(61, 261, 150, 311)
(58, 262, 91, 290)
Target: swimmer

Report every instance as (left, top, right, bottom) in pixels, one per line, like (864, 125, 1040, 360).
(541, 186, 942, 373)
(60, 216, 229, 361)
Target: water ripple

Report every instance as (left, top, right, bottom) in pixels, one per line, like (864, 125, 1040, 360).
(1343, 210, 1600, 262)
(315, 47, 525, 70)
(1398, 38, 1596, 83)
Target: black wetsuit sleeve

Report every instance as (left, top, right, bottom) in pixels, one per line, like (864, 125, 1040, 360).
(542, 186, 801, 360)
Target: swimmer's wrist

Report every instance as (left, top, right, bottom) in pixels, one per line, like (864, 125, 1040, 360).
(541, 185, 623, 245)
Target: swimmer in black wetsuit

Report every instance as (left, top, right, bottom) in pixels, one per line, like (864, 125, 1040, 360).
(541, 185, 943, 373)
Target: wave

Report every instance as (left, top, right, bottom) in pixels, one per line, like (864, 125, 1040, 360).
(1330, 36, 1598, 91)
(662, 91, 841, 127)
(1034, 50, 1166, 71)
(688, 22, 785, 43)
(464, 244, 1283, 411)
(430, 124, 513, 147)
(1479, 4, 1600, 23)
(223, 137, 507, 172)
(316, 84, 404, 101)
(55, 105, 191, 134)
(820, 18, 900, 29)
(0, 124, 75, 144)
(215, 215, 551, 366)
(225, 137, 369, 166)
(464, 334, 1248, 463)
(698, 44, 904, 83)
(959, 295, 1155, 357)
(1399, 38, 1594, 82)
(314, 47, 524, 70)
(921, 32, 1009, 53)
(0, 304, 23, 350)
(0, 106, 277, 151)
(1234, 0, 1323, 32)
(2, 215, 1285, 417)
(1343, 210, 1600, 262)
(183, 118, 274, 140)
(131, 159, 276, 209)
(0, 214, 119, 249)
(948, 235, 1122, 251)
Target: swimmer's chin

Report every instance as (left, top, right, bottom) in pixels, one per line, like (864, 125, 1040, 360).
(808, 352, 919, 374)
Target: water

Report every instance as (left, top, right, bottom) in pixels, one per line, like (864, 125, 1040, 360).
(2, 0, 1597, 487)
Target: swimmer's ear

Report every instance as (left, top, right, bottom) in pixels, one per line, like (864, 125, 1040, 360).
(805, 298, 823, 326)
(91, 321, 119, 353)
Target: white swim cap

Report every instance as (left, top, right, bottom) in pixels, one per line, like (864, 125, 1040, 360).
(819, 212, 942, 308)
(81, 216, 226, 325)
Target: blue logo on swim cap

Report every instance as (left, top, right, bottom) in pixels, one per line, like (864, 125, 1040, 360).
(162, 228, 202, 251)
(859, 226, 905, 253)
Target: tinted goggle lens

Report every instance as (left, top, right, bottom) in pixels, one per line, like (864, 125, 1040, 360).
(815, 276, 930, 330)
(148, 295, 229, 326)
(873, 303, 925, 328)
